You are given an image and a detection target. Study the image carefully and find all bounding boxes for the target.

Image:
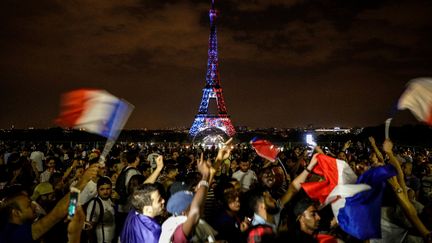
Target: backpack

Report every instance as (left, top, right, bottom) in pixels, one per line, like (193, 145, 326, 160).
(115, 166, 138, 205)
(82, 197, 104, 243)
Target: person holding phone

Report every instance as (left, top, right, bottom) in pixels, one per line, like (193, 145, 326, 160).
(0, 163, 99, 242)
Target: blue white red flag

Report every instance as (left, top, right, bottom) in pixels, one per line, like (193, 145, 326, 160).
(301, 154, 398, 240)
(398, 77, 432, 125)
(56, 89, 134, 139)
(301, 154, 370, 205)
(250, 137, 280, 162)
(336, 164, 396, 240)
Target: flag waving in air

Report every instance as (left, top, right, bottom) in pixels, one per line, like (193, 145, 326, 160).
(56, 89, 134, 140)
(250, 137, 280, 162)
(301, 154, 398, 240)
(398, 77, 432, 125)
(301, 154, 370, 205)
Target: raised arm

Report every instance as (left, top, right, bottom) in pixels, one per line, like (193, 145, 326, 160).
(67, 206, 85, 243)
(383, 139, 407, 196)
(340, 140, 352, 154)
(214, 138, 233, 172)
(280, 152, 319, 206)
(387, 176, 431, 240)
(63, 159, 79, 182)
(368, 136, 385, 164)
(31, 163, 99, 240)
(144, 155, 164, 184)
(182, 153, 210, 238)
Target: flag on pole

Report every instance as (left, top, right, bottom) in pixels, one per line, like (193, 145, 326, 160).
(398, 77, 432, 125)
(250, 137, 280, 162)
(56, 89, 134, 140)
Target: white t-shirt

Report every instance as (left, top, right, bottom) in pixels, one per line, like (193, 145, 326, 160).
(40, 170, 53, 183)
(78, 180, 97, 205)
(30, 151, 45, 172)
(232, 170, 257, 192)
(86, 197, 116, 243)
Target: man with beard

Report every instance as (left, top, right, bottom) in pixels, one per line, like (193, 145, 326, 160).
(120, 183, 165, 243)
(246, 153, 320, 242)
(292, 197, 321, 242)
(0, 164, 99, 243)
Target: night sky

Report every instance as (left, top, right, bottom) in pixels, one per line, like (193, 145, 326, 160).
(1, 0, 431, 129)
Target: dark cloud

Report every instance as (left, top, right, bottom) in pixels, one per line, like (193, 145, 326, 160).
(0, 0, 431, 129)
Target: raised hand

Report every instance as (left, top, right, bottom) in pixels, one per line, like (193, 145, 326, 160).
(76, 163, 99, 189)
(197, 153, 210, 179)
(307, 153, 319, 171)
(156, 155, 164, 170)
(383, 139, 393, 154)
(216, 138, 234, 162)
(342, 140, 352, 151)
(368, 136, 376, 145)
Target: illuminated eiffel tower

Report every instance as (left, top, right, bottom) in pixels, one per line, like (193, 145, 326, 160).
(189, 0, 235, 140)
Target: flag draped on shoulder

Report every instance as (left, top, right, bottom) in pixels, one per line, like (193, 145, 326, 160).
(250, 137, 280, 162)
(56, 89, 134, 140)
(398, 77, 432, 125)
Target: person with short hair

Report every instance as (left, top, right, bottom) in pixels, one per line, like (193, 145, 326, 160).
(120, 183, 165, 243)
(292, 197, 321, 242)
(232, 155, 257, 192)
(40, 157, 57, 183)
(85, 176, 115, 243)
(0, 164, 99, 243)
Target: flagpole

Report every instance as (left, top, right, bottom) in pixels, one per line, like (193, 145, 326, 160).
(99, 138, 116, 166)
(385, 118, 392, 140)
(276, 157, 290, 183)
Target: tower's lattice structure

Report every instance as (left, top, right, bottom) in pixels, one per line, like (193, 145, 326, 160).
(189, 0, 235, 138)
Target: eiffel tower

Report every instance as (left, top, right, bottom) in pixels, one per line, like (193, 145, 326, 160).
(189, 0, 235, 139)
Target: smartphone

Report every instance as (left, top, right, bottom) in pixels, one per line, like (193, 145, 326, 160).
(151, 153, 160, 168)
(68, 187, 80, 219)
(305, 134, 316, 147)
(305, 134, 316, 158)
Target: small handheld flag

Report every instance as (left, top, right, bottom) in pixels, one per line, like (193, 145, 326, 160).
(250, 137, 280, 162)
(56, 89, 134, 139)
(56, 89, 134, 165)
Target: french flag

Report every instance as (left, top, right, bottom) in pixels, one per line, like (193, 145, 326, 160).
(336, 164, 396, 240)
(250, 137, 280, 162)
(302, 154, 397, 240)
(56, 89, 134, 139)
(398, 77, 432, 125)
(301, 154, 369, 205)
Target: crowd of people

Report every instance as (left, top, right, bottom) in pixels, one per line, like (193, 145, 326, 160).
(0, 136, 431, 243)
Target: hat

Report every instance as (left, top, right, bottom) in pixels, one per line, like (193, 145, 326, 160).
(31, 182, 54, 201)
(293, 197, 315, 217)
(167, 190, 194, 215)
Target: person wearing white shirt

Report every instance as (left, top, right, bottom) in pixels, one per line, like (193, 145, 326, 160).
(232, 157, 257, 192)
(86, 176, 115, 243)
(30, 147, 45, 173)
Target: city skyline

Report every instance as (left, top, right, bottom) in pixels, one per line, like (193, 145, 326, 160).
(1, 0, 431, 129)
